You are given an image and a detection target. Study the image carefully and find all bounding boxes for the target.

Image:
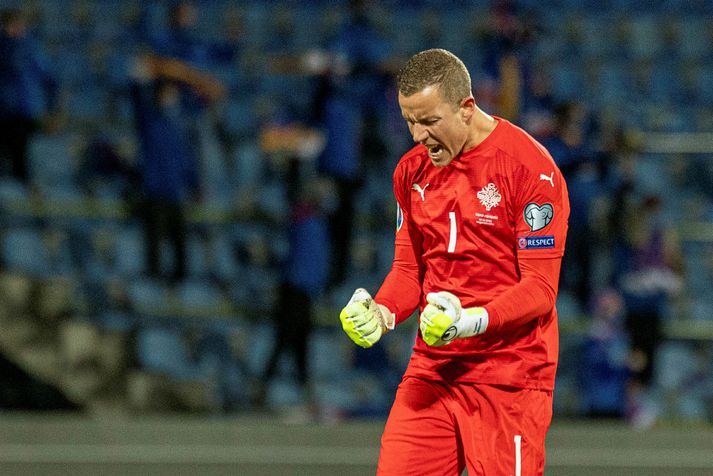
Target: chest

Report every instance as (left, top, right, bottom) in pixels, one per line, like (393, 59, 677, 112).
(407, 166, 516, 249)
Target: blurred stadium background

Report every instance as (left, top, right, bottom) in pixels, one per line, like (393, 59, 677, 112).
(0, 0, 712, 474)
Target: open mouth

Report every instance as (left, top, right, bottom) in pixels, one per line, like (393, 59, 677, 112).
(426, 144, 443, 161)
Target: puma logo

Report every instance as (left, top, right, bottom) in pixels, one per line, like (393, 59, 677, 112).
(539, 172, 554, 187)
(412, 183, 429, 201)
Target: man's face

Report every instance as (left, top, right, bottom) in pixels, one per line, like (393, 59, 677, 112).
(399, 85, 472, 167)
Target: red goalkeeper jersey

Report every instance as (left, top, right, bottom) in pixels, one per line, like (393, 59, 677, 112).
(375, 117, 570, 390)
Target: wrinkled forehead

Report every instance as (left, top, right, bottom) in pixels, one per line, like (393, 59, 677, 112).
(398, 85, 450, 117)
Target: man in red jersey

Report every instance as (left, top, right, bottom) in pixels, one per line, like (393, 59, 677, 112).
(339, 48, 569, 475)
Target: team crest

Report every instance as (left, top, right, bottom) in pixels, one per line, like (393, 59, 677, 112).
(477, 183, 501, 211)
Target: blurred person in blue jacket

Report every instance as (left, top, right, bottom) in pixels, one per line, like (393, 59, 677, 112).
(579, 289, 630, 418)
(130, 53, 223, 282)
(0, 8, 58, 183)
(255, 173, 331, 416)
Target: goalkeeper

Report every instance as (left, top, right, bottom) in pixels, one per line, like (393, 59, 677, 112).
(339, 49, 569, 475)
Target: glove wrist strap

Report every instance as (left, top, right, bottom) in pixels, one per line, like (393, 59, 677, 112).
(377, 304, 395, 331)
(456, 307, 489, 337)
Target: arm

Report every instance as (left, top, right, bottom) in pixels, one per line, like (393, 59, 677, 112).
(374, 204, 423, 325)
(484, 255, 561, 333)
(421, 146, 570, 346)
(339, 174, 422, 348)
(419, 256, 561, 346)
(143, 54, 225, 102)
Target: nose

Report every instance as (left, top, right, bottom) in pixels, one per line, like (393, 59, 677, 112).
(411, 123, 428, 143)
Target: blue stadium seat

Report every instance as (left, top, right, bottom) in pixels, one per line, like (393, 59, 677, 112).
(310, 327, 351, 379)
(67, 86, 110, 122)
(677, 17, 710, 61)
(0, 177, 28, 202)
(232, 141, 265, 189)
(258, 180, 288, 220)
(136, 324, 205, 380)
(627, 16, 663, 61)
(578, 16, 615, 59)
(210, 233, 241, 281)
(186, 234, 209, 278)
(222, 98, 258, 141)
(550, 60, 584, 101)
(113, 225, 147, 276)
(694, 63, 713, 106)
(28, 133, 77, 192)
(176, 278, 225, 310)
(127, 277, 170, 312)
(2, 227, 51, 276)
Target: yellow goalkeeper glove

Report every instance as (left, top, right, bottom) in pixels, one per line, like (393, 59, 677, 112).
(339, 288, 395, 348)
(419, 291, 489, 346)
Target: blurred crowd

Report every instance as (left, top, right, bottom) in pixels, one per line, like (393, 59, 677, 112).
(0, 0, 712, 425)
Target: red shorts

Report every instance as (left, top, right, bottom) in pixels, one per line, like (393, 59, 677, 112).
(377, 377, 553, 475)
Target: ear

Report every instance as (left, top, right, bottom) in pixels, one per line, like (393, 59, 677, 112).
(460, 96, 476, 122)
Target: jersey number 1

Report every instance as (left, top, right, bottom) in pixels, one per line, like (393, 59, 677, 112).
(448, 212, 457, 253)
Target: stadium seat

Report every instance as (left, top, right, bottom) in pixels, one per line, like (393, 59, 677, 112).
(127, 277, 170, 313)
(113, 225, 147, 276)
(135, 325, 205, 380)
(28, 134, 77, 192)
(2, 227, 51, 276)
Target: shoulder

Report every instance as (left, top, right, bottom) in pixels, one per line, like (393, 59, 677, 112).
(492, 119, 559, 174)
(394, 144, 428, 182)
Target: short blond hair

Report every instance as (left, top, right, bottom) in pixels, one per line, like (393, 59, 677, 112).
(397, 49, 472, 108)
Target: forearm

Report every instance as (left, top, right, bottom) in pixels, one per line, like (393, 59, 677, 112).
(484, 257, 561, 333)
(147, 55, 224, 100)
(375, 263, 421, 326)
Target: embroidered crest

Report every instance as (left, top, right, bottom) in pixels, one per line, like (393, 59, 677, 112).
(477, 183, 502, 211)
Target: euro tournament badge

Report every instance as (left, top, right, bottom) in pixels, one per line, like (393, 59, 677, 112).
(524, 202, 553, 231)
(396, 203, 404, 231)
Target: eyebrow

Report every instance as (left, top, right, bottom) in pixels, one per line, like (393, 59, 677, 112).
(403, 115, 440, 123)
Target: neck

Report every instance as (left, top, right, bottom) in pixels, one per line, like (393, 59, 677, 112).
(464, 108, 498, 151)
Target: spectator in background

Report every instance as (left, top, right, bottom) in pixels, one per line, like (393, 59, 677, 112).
(0, 8, 58, 183)
(141, 2, 241, 88)
(79, 132, 139, 200)
(141, 1, 205, 65)
(130, 53, 223, 282)
(613, 194, 684, 428)
(578, 289, 630, 419)
(312, 0, 398, 286)
(540, 101, 600, 311)
(139, 1, 241, 203)
(255, 172, 331, 419)
(462, 0, 536, 121)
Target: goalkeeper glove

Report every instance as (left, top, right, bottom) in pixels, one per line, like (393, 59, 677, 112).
(339, 288, 395, 348)
(419, 291, 489, 346)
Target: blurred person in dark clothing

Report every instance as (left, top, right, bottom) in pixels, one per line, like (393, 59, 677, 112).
(79, 132, 139, 200)
(613, 194, 683, 428)
(255, 173, 331, 417)
(539, 101, 600, 311)
(0, 8, 58, 183)
(312, 0, 398, 287)
(130, 53, 223, 282)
